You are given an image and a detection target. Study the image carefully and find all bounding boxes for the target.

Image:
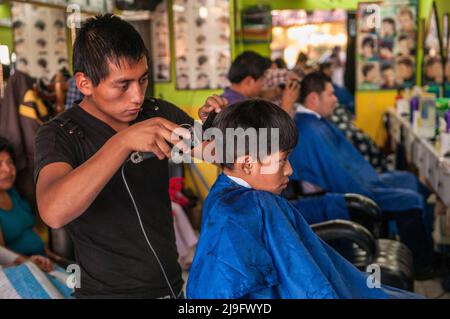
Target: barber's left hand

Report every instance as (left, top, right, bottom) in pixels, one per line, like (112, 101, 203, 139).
(198, 95, 228, 123)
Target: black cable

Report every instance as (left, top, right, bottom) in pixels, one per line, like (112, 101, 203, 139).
(121, 162, 177, 299)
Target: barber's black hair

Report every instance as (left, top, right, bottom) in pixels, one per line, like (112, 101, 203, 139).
(212, 99, 298, 169)
(0, 136, 15, 163)
(73, 14, 149, 87)
(362, 63, 375, 77)
(298, 72, 332, 104)
(227, 51, 272, 84)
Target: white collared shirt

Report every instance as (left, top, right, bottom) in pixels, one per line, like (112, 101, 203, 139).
(295, 103, 322, 119)
(226, 175, 252, 189)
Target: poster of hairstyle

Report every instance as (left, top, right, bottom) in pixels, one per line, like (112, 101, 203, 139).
(11, 2, 69, 83)
(173, 0, 231, 90)
(151, 0, 171, 82)
(26, 0, 114, 13)
(422, 2, 443, 88)
(357, 0, 418, 90)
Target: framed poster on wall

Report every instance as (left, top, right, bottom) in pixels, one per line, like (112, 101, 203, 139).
(422, 2, 443, 90)
(173, 0, 231, 90)
(356, 0, 418, 91)
(11, 2, 69, 83)
(151, 0, 171, 82)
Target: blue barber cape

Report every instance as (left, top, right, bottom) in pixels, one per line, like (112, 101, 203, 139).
(289, 113, 423, 213)
(290, 193, 350, 225)
(186, 174, 420, 299)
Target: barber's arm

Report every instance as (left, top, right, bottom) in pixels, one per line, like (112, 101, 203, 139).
(36, 118, 189, 229)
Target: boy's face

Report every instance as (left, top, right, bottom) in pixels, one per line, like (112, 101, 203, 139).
(382, 69, 395, 86)
(397, 64, 413, 80)
(427, 62, 443, 83)
(380, 47, 393, 59)
(382, 22, 394, 36)
(399, 13, 414, 33)
(80, 56, 149, 125)
(246, 151, 293, 195)
(398, 39, 409, 55)
(362, 44, 374, 58)
(365, 68, 378, 83)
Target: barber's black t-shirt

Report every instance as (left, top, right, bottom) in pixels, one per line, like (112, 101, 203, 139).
(34, 98, 194, 298)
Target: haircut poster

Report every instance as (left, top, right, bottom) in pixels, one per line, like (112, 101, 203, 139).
(11, 2, 69, 83)
(151, 0, 171, 82)
(357, 0, 418, 91)
(173, 0, 231, 90)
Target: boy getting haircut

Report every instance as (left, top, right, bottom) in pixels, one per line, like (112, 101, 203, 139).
(186, 99, 419, 299)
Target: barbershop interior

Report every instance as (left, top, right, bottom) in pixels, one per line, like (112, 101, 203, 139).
(1, 0, 450, 300)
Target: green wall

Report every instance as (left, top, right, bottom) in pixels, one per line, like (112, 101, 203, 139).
(0, 3, 12, 50)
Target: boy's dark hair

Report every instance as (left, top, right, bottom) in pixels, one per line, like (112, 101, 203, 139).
(212, 99, 298, 169)
(382, 17, 396, 28)
(380, 41, 393, 51)
(362, 36, 375, 49)
(398, 6, 413, 19)
(298, 72, 332, 104)
(398, 57, 413, 68)
(381, 63, 393, 72)
(362, 63, 375, 77)
(73, 14, 149, 87)
(227, 51, 272, 84)
(0, 136, 15, 163)
(398, 34, 409, 42)
(426, 56, 441, 68)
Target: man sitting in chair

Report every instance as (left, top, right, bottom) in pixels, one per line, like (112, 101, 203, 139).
(289, 72, 450, 280)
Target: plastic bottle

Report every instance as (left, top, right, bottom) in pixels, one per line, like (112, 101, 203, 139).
(419, 94, 437, 139)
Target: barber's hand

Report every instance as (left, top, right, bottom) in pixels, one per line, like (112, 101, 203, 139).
(198, 95, 228, 123)
(117, 117, 190, 160)
(29, 255, 54, 272)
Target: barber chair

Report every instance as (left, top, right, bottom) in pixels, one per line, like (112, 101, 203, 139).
(312, 219, 414, 291)
(49, 227, 75, 268)
(283, 180, 384, 237)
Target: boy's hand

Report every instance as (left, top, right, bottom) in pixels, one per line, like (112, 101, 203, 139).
(116, 117, 190, 160)
(198, 95, 228, 123)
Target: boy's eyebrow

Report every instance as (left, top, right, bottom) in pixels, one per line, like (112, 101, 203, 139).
(113, 70, 149, 84)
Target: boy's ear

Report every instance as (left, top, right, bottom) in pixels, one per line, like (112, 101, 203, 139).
(237, 155, 254, 175)
(75, 72, 94, 96)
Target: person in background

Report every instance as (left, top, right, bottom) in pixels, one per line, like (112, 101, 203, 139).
(289, 72, 450, 280)
(220, 51, 272, 105)
(320, 62, 354, 114)
(64, 75, 84, 110)
(0, 136, 60, 272)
